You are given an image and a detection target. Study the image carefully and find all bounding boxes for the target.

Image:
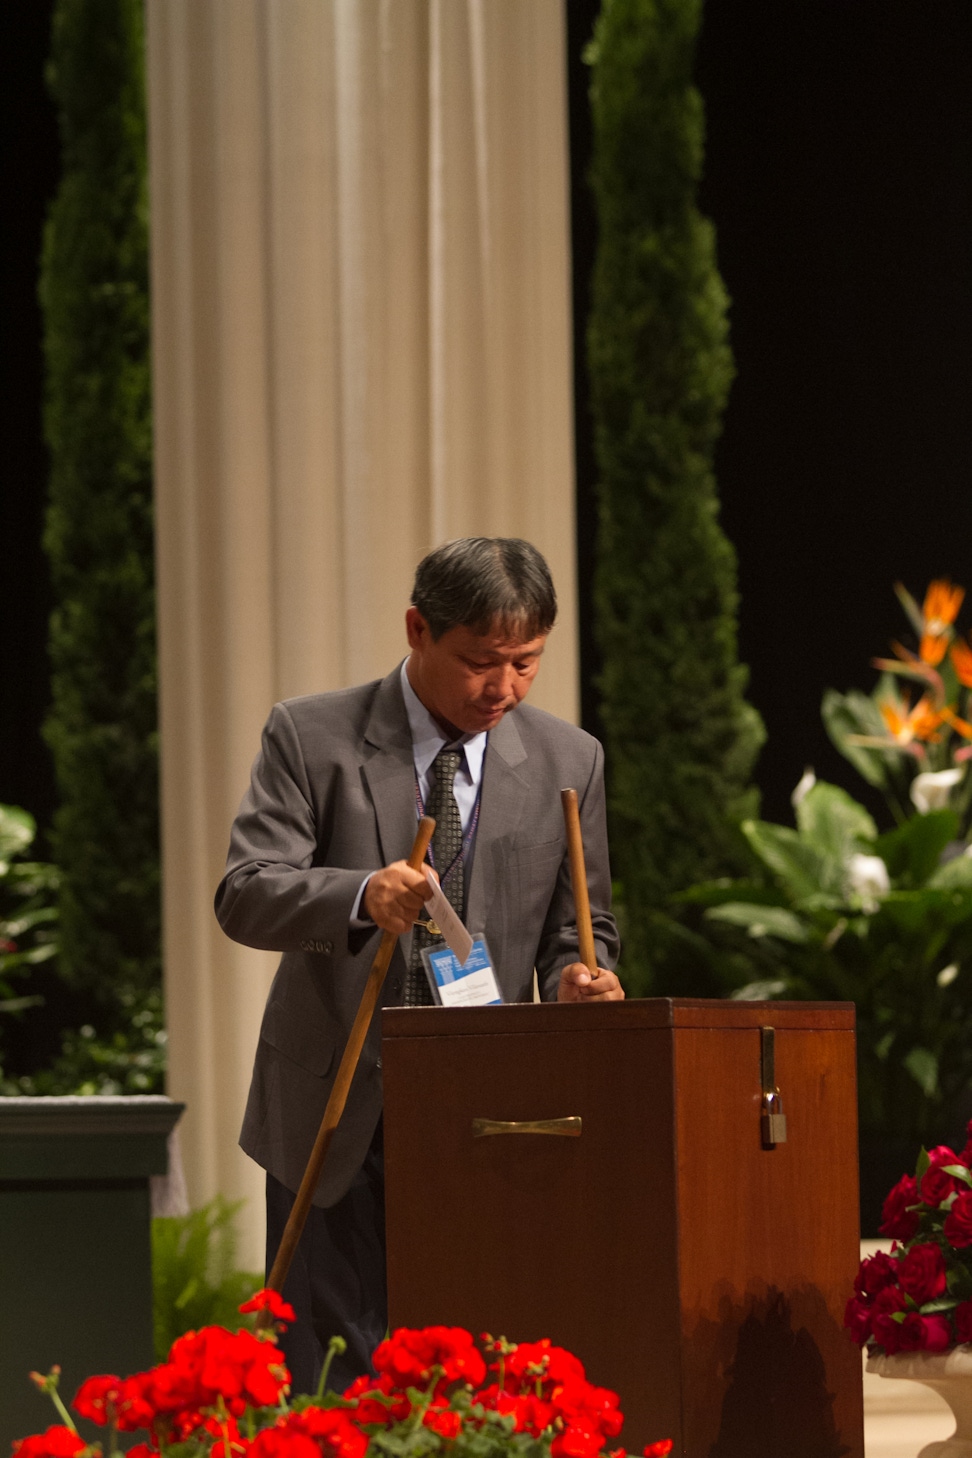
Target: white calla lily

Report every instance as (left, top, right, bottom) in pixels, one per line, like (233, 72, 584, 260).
(791, 767, 816, 809)
(910, 767, 965, 814)
(846, 853, 890, 912)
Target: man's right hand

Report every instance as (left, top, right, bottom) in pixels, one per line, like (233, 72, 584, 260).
(363, 860, 435, 935)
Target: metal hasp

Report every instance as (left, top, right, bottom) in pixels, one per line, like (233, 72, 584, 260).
(760, 1026, 788, 1146)
(472, 1116, 582, 1138)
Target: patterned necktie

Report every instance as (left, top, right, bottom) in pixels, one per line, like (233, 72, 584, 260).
(404, 746, 465, 1005)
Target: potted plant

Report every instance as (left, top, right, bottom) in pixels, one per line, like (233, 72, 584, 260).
(15, 1293, 672, 1458)
(847, 1128, 972, 1456)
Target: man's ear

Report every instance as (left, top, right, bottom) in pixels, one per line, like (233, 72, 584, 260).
(405, 606, 429, 651)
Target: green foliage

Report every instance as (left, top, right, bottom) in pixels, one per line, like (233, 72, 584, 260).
(586, 0, 764, 993)
(0, 805, 59, 1035)
(40, 2, 160, 1037)
(665, 780, 972, 1143)
(152, 1198, 263, 1362)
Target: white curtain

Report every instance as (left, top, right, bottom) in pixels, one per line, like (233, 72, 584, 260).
(146, 0, 577, 1269)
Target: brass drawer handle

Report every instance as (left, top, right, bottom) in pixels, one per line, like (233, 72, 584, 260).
(472, 1116, 582, 1138)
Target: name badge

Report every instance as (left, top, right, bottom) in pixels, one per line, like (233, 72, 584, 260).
(421, 936, 503, 1007)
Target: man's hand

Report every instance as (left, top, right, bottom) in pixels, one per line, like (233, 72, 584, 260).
(363, 861, 434, 935)
(557, 963, 624, 1002)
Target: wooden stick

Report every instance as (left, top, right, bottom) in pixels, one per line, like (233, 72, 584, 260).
(560, 788, 598, 976)
(263, 815, 436, 1309)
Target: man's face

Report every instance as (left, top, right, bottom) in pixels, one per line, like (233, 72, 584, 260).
(405, 607, 548, 736)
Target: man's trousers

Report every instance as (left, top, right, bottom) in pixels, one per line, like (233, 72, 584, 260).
(265, 1119, 386, 1396)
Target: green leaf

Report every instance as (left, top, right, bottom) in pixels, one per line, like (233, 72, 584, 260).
(730, 979, 788, 1001)
(0, 805, 35, 863)
(904, 1047, 939, 1098)
(795, 781, 878, 871)
(929, 853, 972, 890)
(705, 901, 809, 943)
(916, 1148, 931, 1182)
(944, 1165, 972, 1186)
(741, 819, 827, 901)
(877, 811, 959, 888)
(821, 688, 893, 788)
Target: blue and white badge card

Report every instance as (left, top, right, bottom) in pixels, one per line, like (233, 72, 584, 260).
(421, 936, 503, 1008)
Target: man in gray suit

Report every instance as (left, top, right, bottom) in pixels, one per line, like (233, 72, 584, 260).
(216, 537, 621, 1393)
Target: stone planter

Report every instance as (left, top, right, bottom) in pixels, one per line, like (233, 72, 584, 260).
(868, 1347, 972, 1457)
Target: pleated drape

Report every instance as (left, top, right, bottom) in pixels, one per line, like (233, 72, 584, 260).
(146, 0, 577, 1266)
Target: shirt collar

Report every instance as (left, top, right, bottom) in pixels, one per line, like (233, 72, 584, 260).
(399, 660, 487, 785)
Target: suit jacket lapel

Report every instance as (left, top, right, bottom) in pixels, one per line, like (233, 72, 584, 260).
(466, 711, 529, 934)
(362, 667, 417, 865)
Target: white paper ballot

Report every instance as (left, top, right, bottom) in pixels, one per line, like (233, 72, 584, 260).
(422, 867, 474, 967)
(422, 937, 503, 1007)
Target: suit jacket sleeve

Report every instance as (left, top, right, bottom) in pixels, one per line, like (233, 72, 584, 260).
(214, 701, 367, 953)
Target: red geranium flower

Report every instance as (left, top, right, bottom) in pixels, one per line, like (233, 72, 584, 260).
(502, 1339, 586, 1395)
(13, 1427, 88, 1458)
(73, 1375, 123, 1425)
(373, 1326, 485, 1392)
(249, 1430, 319, 1458)
(551, 1423, 604, 1458)
(880, 1174, 922, 1240)
(239, 1289, 297, 1325)
(342, 1373, 410, 1425)
(288, 1407, 368, 1458)
(473, 1385, 555, 1436)
(644, 1445, 673, 1458)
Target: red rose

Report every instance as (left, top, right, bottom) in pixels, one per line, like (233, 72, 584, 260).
(946, 1191, 972, 1248)
(898, 1242, 947, 1304)
(844, 1296, 872, 1346)
(920, 1146, 967, 1207)
(854, 1251, 899, 1300)
(918, 1315, 953, 1352)
(955, 1299, 972, 1343)
(880, 1174, 922, 1240)
(870, 1285, 909, 1353)
(239, 1288, 296, 1324)
(12, 1427, 87, 1458)
(893, 1312, 927, 1352)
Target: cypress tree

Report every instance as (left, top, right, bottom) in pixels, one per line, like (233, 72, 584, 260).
(40, 0, 159, 1015)
(588, 0, 764, 991)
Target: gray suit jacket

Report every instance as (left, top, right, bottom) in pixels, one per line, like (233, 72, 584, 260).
(215, 665, 619, 1207)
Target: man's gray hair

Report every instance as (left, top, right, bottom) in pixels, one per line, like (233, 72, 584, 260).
(411, 538, 557, 641)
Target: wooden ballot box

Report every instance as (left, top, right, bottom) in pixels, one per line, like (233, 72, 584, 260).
(382, 999, 863, 1458)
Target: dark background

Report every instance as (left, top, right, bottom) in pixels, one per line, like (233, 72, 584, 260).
(5, 1, 972, 841)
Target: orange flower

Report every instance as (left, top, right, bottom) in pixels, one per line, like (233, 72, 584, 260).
(920, 579, 964, 665)
(952, 637, 972, 689)
(942, 706, 972, 741)
(879, 693, 943, 745)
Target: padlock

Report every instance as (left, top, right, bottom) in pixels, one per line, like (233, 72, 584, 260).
(761, 1088, 788, 1146)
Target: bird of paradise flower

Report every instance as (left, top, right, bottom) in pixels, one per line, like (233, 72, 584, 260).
(823, 579, 972, 831)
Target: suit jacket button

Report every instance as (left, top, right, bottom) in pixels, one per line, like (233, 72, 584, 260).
(392, 979, 402, 994)
(376, 1056, 383, 1070)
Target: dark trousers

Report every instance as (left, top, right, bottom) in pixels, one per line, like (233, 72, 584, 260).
(265, 1120, 387, 1396)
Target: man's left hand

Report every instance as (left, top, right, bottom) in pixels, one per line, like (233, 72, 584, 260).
(557, 963, 624, 1002)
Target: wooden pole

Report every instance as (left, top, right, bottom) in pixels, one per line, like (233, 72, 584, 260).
(262, 815, 436, 1308)
(560, 788, 598, 976)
